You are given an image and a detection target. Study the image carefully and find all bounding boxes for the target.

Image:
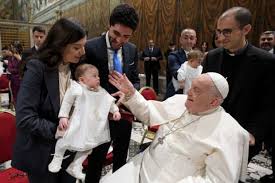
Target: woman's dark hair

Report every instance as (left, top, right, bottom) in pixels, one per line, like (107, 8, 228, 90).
(38, 18, 86, 67)
(200, 41, 209, 52)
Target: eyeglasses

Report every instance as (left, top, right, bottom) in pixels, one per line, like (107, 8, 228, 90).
(215, 29, 234, 37)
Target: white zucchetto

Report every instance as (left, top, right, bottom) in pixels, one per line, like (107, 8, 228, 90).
(207, 72, 229, 99)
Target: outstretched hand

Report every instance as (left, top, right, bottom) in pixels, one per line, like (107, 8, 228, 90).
(109, 71, 135, 95)
(109, 71, 136, 104)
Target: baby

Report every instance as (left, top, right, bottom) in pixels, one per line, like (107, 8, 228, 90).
(48, 64, 121, 180)
(173, 49, 203, 94)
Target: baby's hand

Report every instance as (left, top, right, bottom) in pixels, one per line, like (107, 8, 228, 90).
(178, 80, 185, 89)
(58, 117, 69, 131)
(113, 111, 121, 121)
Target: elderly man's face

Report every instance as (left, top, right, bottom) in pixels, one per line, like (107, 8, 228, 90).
(259, 34, 274, 51)
(185, 74, 216, 114)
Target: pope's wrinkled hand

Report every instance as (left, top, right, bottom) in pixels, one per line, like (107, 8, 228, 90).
(108, 71, 136, 97)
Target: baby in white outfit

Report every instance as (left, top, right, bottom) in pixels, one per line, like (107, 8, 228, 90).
(48, 64, 121, 180)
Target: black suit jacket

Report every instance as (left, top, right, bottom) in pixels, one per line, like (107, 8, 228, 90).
(165, 48, 187, 98)
(85, 35, 140, 93)
(20, 46, 38, 75)
(21, 47, 37, 62)
(141, 47, 163, 69)
(203, 44, 275, 141)
(12, 59, 74, 175)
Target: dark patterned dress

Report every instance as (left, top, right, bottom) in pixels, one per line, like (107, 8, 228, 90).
(7, 56, 21, 104)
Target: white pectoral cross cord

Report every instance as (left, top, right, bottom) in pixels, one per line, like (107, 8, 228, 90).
(152, 110, 202, 149)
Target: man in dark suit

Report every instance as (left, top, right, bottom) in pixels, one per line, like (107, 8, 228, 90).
(20, 26, 46, 75)
(202, 7, 275, 183)
(84, 4, 140, 183)
(259, 31, 275, 54)
(140, 39, 163, 94)
(164, 42, 176, 87)
(165, 28, 197, 99)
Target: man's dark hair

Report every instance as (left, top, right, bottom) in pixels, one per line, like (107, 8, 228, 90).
(169, 41, 175, 46)
(110, 4, 139, 31)
(261, 30, 275, 37)
(32, 26, 46, 34)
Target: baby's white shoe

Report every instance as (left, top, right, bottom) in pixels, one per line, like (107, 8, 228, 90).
(48, 155, 63, 173)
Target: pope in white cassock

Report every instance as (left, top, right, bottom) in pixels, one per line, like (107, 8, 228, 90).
(103, 72, 249, 183)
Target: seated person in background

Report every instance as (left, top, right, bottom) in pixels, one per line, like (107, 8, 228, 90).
(103, 71, 249, 183)
(172, 49, 203, 94)
(48, 64, 121, 180)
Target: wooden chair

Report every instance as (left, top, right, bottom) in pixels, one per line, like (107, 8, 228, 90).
(0, 111, 29, 182)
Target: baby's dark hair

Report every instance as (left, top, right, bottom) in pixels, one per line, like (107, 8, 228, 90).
(74, 64, 97, 81)
(187, 49, 203, 60)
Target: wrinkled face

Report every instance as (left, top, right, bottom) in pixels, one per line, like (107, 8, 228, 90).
(185, 74, 216, 114)
(259, 34, 275, 51)
(62, 36, 86, 64)
(81, 68, 100, 89)
(109, 23, 133, 50)
(189, 58, 202, 68)
(180, 30, 197, 51)
(216, 15, 249, 52)
(33, 31, 46, 48)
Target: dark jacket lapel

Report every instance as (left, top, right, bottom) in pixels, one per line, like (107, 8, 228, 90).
(122, 44, 130, 73)
(98, 36, 109, 72)
(44, 66, 60, 116)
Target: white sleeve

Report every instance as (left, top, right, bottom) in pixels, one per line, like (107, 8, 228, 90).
(109, 103, 119, 113)
(58, 82, 82, 118)
(177, 64, 186, 81)
(175, 130, 249, 183)
(123, 91, 186, 126)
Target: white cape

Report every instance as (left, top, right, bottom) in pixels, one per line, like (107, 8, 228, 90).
(102, 91, 249, 183)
